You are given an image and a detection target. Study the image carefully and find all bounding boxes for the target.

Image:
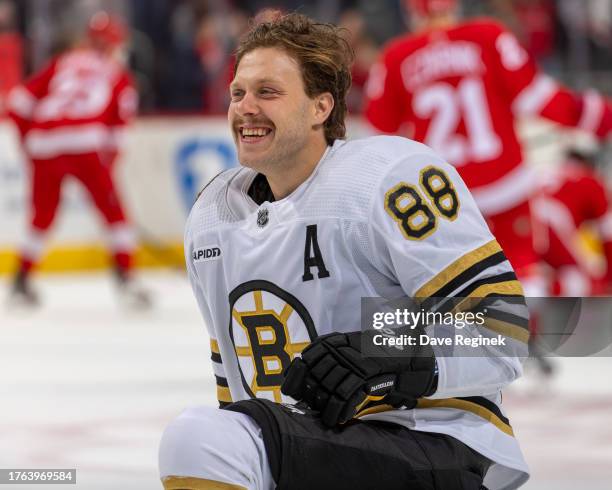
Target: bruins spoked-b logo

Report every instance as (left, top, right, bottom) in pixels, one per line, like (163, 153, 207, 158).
(228, 281, 317, 402)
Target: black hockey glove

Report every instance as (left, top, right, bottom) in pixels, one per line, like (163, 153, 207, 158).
(281, 331, 437, 427)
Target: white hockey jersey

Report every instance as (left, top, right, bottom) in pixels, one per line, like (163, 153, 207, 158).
(184, 136, 530, 489)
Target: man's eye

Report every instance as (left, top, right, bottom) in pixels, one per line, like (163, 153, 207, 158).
(231, 90, 244, 100)
(260, 88, 277, 96)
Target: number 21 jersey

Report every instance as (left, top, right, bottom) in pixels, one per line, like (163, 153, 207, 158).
(365, 18, 610, 214)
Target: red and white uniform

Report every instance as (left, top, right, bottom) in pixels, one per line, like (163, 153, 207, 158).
(534, 163, 612, 295)
(8, 48, 136, 158)
(365, 17, 611, 284)
(7, 48, 138, 272)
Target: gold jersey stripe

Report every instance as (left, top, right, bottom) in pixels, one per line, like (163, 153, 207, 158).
(354, 394, 387, 414)
(286, 341, 310, 355)
(235, 346, 251, 357)
(451, 280, 525, 314)
(355, 399, 513, 436)
(163, 476, 247, 490)
(279, 303, 294, 323)
(468, 280, 525, 298)
(235, 342, 309, 357)
(417, 398, 514, 437)
(217, 386, 232, 403)
(253, 290, 264, 311)
(355, 403, 395, 418)
(483, 317, 530, 344)
(210, 339, 220, 354)
(231, 309, 242, 324)
(415, 239, 503, 299)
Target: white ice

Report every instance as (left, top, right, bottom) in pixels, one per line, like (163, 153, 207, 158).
(0, 272, 611, 489)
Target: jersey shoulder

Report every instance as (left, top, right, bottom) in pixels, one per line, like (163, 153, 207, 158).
(453, 16, 508, 39)
(186, 168, 243, 239)
(381, 18, 507, 65)
(336, 135, 437, 166)
(56, 49, 98, 70)
(342, 136, 464, 196)
(325, 136, 440, 182)
(380, 32, 425, 65)
(303, 136, 443, 222)
(450, 18, 516, 71)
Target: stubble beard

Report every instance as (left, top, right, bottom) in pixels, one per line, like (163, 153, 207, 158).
(239, 108, 310, 174)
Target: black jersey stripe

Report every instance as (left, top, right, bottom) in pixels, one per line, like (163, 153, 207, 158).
(431, 272, 522, 314)
(484, 293, 525, 301)
(453, 271, 519, 298)
(483, 316, 530, 343)
(483, 306, 530, 329)
(457, 396, 511, 426)
(430, 251, 508, 298)
(352, 396, 514, 437)
(416, 240, 504, 299)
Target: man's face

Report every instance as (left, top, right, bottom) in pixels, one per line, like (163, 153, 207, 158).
(228, 47, 317, 171)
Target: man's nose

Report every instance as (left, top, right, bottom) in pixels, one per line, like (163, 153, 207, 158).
(236, 92, 259, 117)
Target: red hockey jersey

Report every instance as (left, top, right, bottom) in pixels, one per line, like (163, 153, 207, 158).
(536, 162, 612, 283)
(7, 48, 137, 159)
(365, 18, 611, 215)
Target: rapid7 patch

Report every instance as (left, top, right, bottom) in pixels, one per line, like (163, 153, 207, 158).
(193, 245, 222, 262)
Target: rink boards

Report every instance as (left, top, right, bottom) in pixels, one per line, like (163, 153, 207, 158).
(0, 116, 568, 274)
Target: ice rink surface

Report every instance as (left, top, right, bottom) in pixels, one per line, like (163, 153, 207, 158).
(1, 271, 611, 489)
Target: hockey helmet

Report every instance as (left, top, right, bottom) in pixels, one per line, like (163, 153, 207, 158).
(408, 0, 458, 16)
(88, 11, 127, 47)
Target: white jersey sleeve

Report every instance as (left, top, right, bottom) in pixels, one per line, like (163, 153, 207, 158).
(184, 170, 241, 408)
(366, 151, 529, 398)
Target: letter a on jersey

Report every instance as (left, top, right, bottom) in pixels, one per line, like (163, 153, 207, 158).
(302, 224, 330, 281)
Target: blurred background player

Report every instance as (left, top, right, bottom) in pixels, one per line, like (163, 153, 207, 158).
(0, 0, 22, 115)
(534, 139, 612, 296)
(6, 11, 150, 308)
(364, 0, 612, 300)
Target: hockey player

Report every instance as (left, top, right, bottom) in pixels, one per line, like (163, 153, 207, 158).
(160, 13, 530, 490)
(364, 0, 612, 297)
(534, 144, 612, 296)
(6, 12, 149, 307)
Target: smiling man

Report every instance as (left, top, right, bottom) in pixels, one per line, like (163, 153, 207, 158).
(229, 49, 331, 198)
(159, 12, 530, 490)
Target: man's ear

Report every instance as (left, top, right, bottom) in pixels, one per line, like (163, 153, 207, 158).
(313, 92, 334, 126)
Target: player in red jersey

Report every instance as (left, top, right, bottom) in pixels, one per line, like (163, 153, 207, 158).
(364, 0, 612, 297)
(7, 12, 149, 307)
(534, 144, 612, 296)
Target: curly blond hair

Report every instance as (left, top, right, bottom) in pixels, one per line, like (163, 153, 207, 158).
(235, 12, 355, 145)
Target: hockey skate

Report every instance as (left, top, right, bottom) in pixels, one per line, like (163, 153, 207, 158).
(7, 270, 40, 308)
(528, 337, 557, 378)
(114, 269, 152, 310)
